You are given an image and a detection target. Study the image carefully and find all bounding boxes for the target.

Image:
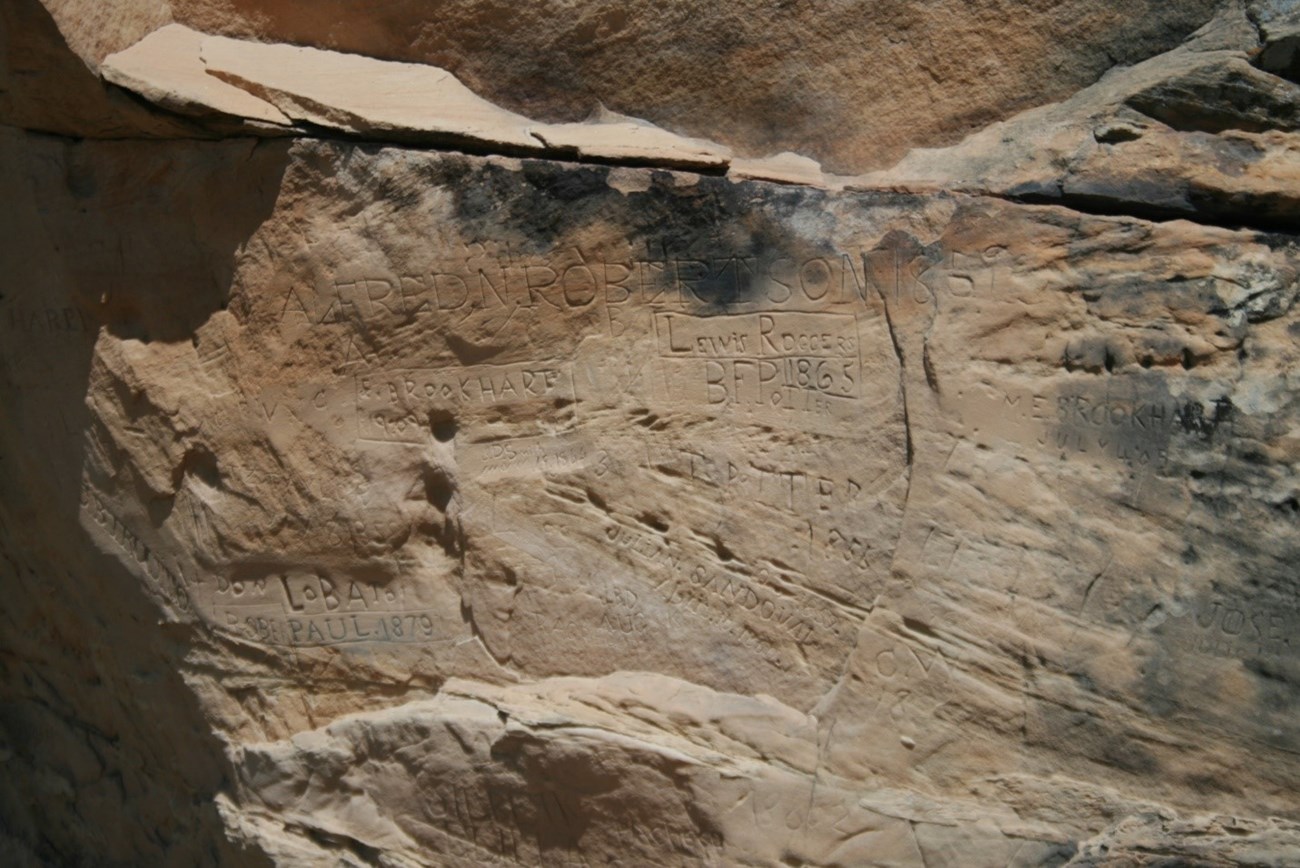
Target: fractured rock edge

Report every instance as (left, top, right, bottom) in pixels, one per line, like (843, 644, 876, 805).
(212, 669, 1300, 865)
(855, 3, 1300, 234)
(101, 24, 746, 175)
(96, 7, 1300, 231)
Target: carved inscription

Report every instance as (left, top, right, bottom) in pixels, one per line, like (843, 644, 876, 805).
(656, 311, 861, 402)
(600, 522, 855, 663)
(638, 439, 893, 579)
(596, 584, 651, 637)
(212, 570, 440, 647)
(226, 231, 999, 675)
(953, 384, 1216, 468)
(461, 434, 609, 481)
(1176, 596, 1298, 661)
(6, 305, 94, 335)
(281, 252, 607, 325)
(269, 241, 1006, 443)
(651, 311, 866, 428)
(643, 440, 868, 515)
(80, 482, 194, 615)
(277, 244, 1007, 332)
(1051, 394, 1201, 466)
(356, 362, 577, 443)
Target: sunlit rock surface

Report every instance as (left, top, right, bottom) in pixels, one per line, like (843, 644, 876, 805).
(2, 2, 1298, 865)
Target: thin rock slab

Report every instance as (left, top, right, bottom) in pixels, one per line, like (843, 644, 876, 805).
(531, 107, 732, 170)
(198, 32, 545, 151)
(27, 0, 1229, 171)
(101, 24, 293, 129)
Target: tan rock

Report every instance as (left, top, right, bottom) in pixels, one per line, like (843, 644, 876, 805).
(101, 24, 292, 129)
(199, 33, 545, 152)
(5, 115, 1297, 860)
(28, 0, 1228, 171)
(100, 28, 736, 169)
(728, 151, 825, 187)
(533, 107, 731, 170)
(1072, 814, 1300, 865)
(856, 27, 1300, 230)
(4, 3, 1300, 867)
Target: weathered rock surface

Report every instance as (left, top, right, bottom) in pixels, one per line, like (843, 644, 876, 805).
(15, 0, 1233, 171)
(858, 8, 1300, 233)
(101, 25, 293, 131)
(101, 24, 740, 170)
(0, 0, 199, 138)
(3, 2, 1300, 867)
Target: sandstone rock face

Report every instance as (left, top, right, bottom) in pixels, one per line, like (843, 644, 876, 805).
(3, 3, 1300, 866)
(25, 0, 1230, 170)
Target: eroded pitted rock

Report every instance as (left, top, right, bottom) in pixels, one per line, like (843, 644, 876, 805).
(3, 2, 1300, 866)
(0, 125, 1289, 863)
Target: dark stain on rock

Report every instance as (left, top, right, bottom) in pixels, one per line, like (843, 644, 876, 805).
(1136, 662, 1181, 719)
(1099, 732, 1160, 777)
(1033, 702, 1160, 778)
(420, 156, 605, 252)
(1050, 374, 1195, 469)
(1177, 396, 1233, 439)
(522, 159, 610, 206)
(620, 174, 831, 312)
(1125, 61, 1300, 136)
(1145, 566, 1300, 759)
(372, 172, 425, 212)
(1244, 656, 1300, 756)
(412, 153, 946, 319)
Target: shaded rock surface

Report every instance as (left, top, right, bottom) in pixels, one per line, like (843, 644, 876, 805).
(2, 2, 1300, 867)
